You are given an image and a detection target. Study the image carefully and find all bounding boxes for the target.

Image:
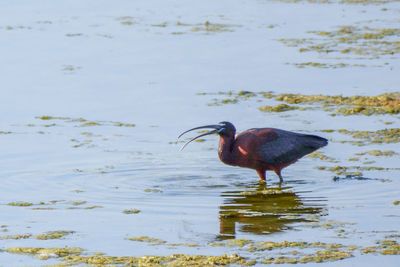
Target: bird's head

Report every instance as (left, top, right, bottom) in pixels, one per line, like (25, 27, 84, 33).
(178, 121, 236, 150)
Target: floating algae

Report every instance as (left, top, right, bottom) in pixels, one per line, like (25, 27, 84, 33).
(4, 237, 400, 265)
(191, 21, 240, 33)
(6, 247, 83, 260)
(290, 62, 367, 69)
(35, 115, 135, 127)
(7, 202, 34, 207)
(355, 150, 397, 157)
(258, 104, 300, 112)
(84, 205, 103, 209)
(148, 20, 241, 35)
(5, 246, 251, 266)
(199, 91, 400, 116)
(273, 93, 400, 115)
(307, 151, 338, 162)
(319, 165, 399, 176)
(128, 236, 167, 245)
(123, 209, 141, 214)
(64, 254, 250, 266)
(81, 121, 101, 126)
(337, 128, 400, 144)
(168, 243, 199, 247)
(35, 231, 75, 240)
(362, 240, 400, 255)
(210, 239, 253, 247)
(71, 201, 87, 206)
(0, 234, 32, 240)
(280, 25, 400, 59)
(262, 249, 353, 264)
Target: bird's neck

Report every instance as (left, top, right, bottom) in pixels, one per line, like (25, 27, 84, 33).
(218, 136, 235, 165)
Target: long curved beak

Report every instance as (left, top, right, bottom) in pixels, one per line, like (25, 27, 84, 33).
(178, 124, 222, 151)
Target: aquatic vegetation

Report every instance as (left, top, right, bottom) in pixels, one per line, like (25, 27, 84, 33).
(121, 21, 134, 25)
(71, 201, 87, 206)
(319, 164, 400, 176)
(0, 234, 31, 240)
(348, 157, 360, 161)
(210, 239, 252, 247)
(168, 243, 198, 247)
(84, 205, 103, 209)
(128, 236, 167, 245)
(4, 237, 400, 265)
(308, 151, 338, 162)
(148, 20, 241, 35)
(35, 231, 75, 240)
(35, 115, 135, 128)
(273, 93, 400, 115)
(337, 128, 400, 144)
(280, 25, 400, 59)
(123, 209, 140, 214)
(199, 91, 400, 116)
(64, 253, 250, 266)
(7, 202, 34, 207)
(355, 150, 397, 157)
(212, 239, 354, 263)
(362, 240, 400, 255)
(81, 121, 100, 126)
(36, 116, 85, 122)
(262, 250, 353, 264)
(258, 104, 300, 112)
(190, 21, 240, 33)
(6, 247, 83, 258)
(291, 62, 367, 68)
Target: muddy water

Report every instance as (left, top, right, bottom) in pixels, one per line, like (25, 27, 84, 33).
(1, 0, 399, 266)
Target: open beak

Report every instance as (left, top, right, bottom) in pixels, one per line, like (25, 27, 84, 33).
(178, 124, 222, 151)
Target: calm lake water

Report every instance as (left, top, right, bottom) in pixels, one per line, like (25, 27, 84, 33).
(0, 0, 399, 266)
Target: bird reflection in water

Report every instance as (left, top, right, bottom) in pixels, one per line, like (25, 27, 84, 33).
(218, 184, 325, 239)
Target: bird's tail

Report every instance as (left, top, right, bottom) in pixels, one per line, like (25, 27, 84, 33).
(303, 135, 328, 149)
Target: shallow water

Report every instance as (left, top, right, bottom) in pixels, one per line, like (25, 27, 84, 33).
(1, 0, 399, 266)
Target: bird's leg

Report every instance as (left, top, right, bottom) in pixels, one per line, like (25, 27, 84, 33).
(275, 170, 283, 183)
(256, 170, 266, 181)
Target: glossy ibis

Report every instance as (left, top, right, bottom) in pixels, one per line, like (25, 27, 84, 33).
(178, 122, 328, 183)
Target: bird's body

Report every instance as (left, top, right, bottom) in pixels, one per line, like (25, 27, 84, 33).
(179, 122, 328, 183)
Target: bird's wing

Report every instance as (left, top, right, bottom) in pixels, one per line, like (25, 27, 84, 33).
(255, 129, 327, 164)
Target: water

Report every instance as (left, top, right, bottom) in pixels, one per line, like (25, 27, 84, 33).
(0, 0, 399, 266)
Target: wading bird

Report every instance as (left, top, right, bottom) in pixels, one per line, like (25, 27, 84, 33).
(179, 122, 328, 183)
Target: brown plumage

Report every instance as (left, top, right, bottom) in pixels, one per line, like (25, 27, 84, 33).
(179, 121, 328, 183)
